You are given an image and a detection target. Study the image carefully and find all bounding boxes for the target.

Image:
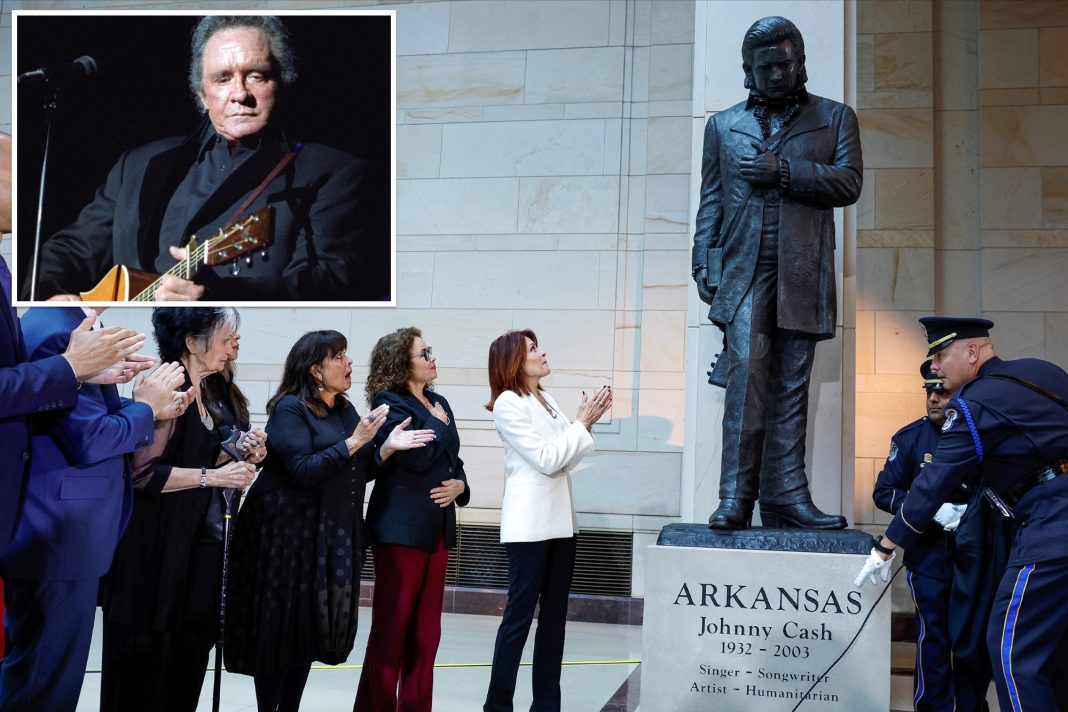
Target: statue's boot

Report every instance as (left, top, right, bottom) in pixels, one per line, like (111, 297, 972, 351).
(708, 498, 753, 529)
(759, 501, 846, 530)
(707, 349, 729, 388)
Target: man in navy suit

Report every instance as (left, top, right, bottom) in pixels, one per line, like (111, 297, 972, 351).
(1, 131, 150, 560)
(0, 307, 190, 712)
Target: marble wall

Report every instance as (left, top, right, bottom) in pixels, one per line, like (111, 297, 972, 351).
(854, 0, 1068, 525)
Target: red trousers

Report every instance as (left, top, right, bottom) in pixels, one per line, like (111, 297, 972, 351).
(354, 537, 448, 712)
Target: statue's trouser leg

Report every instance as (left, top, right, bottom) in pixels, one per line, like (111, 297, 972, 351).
(720, 219, 778, 502)
(758, 329, 817, 505)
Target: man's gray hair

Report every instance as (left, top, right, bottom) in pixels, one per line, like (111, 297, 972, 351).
(188, 16, 297, 107)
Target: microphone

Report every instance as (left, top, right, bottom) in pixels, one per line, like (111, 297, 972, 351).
(18, 56, 98, 86)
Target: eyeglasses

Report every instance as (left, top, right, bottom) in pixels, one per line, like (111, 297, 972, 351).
(411, 346, 433, 362)
(331, 350, 349, 361)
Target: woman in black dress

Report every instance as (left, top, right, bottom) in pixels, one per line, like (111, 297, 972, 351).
(225, 330, 436, 712)
(100, 308, 263, 712)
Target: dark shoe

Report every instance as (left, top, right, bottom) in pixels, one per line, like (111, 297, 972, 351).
(707, 349, 728, 388)
(760, 501, 847, 530)
(708, 498, 753, 529)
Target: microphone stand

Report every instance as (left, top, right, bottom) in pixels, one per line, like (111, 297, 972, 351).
(28, 83, 60, 302)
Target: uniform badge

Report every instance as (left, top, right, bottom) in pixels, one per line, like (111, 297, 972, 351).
(942, 408, 958, 432)
(923, 453, 932, 463)
(887, 442, 899, 462)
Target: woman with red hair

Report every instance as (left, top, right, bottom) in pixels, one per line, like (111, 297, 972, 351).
(482, 329, 612, 712)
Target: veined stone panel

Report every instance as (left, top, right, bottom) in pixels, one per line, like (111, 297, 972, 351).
(379, 1, 450, 56)
(397, 124, 443, 179)
(979, 28, 1040, 89)
(572, 451, 683, 516)
(431, 250, 606, 309)
(855, 248, 935, 311)
(397, 52, 526, 108)
(440, 120, 609, 178)
(980, 167, 1043, 229)
(983, 248, 1068, 311)
(447, 0, 612, 53)
(517, 176, 621, 233)
(981, 105, 1068, 166)
(524, 47, 625, 104)
(398, 178, 519, 235)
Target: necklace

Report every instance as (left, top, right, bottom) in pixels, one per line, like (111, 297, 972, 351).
(536, 395, 558, 419)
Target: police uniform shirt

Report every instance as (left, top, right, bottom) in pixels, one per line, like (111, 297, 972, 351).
(873, 416, 969, 579)
(886, 356, 1068, 567)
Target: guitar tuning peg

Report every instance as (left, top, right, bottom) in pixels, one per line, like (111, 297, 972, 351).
(260, 249, 268, 258)
(230, 261, 240, 276)
(245, 255, 253, 266)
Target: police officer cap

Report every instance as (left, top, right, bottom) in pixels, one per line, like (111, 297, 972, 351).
(920, 359, 944, 391)
(918, 316, 995, 357)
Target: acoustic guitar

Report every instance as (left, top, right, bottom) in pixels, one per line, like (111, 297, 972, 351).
(78, 207, 271, 302)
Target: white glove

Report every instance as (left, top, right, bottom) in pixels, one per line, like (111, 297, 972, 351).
(854, 548, 895, 587)
(933, 502, 966, 532)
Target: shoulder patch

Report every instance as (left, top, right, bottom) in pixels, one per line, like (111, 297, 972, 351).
(887, 441, 899, 462)
(941, 408, 958, 432)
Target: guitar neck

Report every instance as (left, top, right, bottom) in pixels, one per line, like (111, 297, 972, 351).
(129, 240, 210, 303)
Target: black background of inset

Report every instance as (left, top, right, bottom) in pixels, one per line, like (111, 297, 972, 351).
(15, 14, 392, 301)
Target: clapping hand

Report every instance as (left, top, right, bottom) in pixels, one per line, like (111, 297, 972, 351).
(156, 388, 197, 421)
(132, 362, 187, 420)
(576, 385, 613, 431)
(381, 416, 436, 460)
(86, 352, 157, 386)
(347, 404, 390, 453)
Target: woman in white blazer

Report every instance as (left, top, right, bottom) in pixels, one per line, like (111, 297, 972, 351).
(482, 329, 612, 712)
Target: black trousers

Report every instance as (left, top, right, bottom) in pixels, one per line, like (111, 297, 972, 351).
(484, 537, 576, 712)
(101, 542, 221, 712)
(721, 201, 817, 505)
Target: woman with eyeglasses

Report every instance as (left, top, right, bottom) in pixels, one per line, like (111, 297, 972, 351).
(355, 327, 470, 712)
(223, 330, 434, 712)
(482, 329, 612, 712)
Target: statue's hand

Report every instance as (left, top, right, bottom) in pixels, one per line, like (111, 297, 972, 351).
(695, 272, 717, 305)
(738, 142, 780, 186)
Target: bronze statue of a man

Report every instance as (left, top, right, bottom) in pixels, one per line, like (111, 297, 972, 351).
(692, 16, 862, 530)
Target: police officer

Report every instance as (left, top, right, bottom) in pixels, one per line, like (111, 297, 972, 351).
(873, 360, 987, 711)
(856, 316, 1068, 711)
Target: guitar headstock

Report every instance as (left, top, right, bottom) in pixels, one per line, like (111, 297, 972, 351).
(203, 206, 272, 267)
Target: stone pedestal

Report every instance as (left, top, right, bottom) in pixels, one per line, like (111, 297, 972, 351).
(640, 524, 890, 711)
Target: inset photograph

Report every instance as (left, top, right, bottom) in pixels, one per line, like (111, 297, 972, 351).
(12, 11, 394, 306)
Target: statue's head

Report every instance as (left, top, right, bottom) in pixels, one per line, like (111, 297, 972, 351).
(741, 16, 807, 100)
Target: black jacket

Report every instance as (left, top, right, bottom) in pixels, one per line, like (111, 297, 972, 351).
(33, 121, 383, 301)
(365, 389, 470, 550)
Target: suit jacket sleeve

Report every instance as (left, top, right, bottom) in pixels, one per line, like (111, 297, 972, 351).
(0, 354, 79, 417)
(24, 321, 153, 463)
(32, 152, 125, 300)
(493, 391, 594, 476)
(266, 396, 352, 490)
(372, 390, 459, 475)
(873, 433, 913, 516)
(784, 104, 863, 208)
(887, 401, 978, 548)
(692, 115, 724, 269)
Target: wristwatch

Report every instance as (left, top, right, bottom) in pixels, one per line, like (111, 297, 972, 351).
(199, 466, 208, 489)
(691, 264, 705, 279)
(872, 535, 895, 555)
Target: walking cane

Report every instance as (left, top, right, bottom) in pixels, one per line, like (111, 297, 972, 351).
(213, 430, 246, 712)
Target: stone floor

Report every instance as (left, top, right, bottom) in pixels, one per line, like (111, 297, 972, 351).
(75, 608, 642, 712)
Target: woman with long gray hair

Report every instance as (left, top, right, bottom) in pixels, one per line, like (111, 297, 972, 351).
(99, 307, 262, 712)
